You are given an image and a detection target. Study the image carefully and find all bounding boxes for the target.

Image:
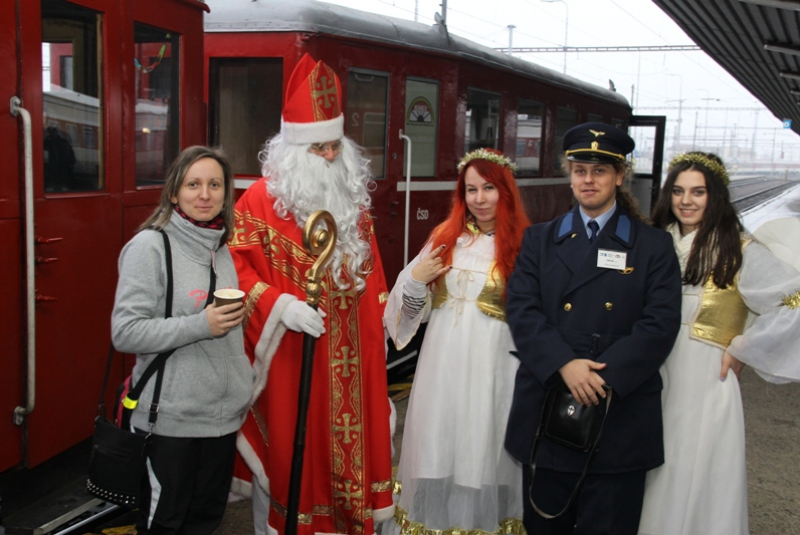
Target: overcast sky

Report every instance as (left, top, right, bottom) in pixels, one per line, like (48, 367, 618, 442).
(322, 0, 800, 163)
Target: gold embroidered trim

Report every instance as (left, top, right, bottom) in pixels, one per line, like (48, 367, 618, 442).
(379, 291, 389, 305)
(271, 499, 334, 523)
(393, 503, 526, 535)
(243, 281, 269, 332)
(371, 479, 392, 493)
(782, 290, 800, 310)
(250, 405, 269, 446)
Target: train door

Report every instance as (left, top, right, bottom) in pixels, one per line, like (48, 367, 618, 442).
(4, 0, 207, 472)
(0, 0, 25, 474)
(628, 115, 667, 216)
(344, 68, 396, 269)
(3, 0, 125, 472)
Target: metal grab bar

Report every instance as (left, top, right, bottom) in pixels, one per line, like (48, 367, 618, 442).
(11, 96, 36, 425)
(399, 130, 412, 267)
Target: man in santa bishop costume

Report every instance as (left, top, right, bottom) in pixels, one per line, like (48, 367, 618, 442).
(228, 54, 395, 535)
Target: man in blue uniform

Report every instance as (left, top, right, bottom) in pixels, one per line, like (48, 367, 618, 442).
(505, 122, 682, 535)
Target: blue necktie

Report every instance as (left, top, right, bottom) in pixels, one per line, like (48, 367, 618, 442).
(588, 220, 599, 244)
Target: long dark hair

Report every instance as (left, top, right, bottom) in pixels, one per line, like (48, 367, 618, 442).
(651, 152, 743, 288)
(138, 146, 236, 245)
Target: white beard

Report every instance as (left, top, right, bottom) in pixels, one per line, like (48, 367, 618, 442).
(261, 135, 374, 291)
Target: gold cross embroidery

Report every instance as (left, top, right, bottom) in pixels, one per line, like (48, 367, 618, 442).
(313, 75, 337, 109)
(335, 346, 359, 378)
(231, 225, 246, 245)
(333, 413, 362, 445)
(329, 288, 353, 310)
(335, 479, 363, 511)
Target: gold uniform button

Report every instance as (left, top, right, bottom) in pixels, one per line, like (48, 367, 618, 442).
(564, 303, 572, 312)
(605, 302, 613, 310)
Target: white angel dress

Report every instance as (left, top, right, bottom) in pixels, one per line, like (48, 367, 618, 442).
(383, 233, 524, 535)
(638, 221, 800, 535)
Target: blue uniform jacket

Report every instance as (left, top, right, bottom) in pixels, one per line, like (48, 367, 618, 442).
(505, 205, 681, 474)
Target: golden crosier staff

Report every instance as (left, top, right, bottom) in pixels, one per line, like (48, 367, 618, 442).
(286, 210, 338, 535)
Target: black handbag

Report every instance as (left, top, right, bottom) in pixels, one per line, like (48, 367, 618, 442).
(528, 384, 612, 519)
(87, 231, 176, 507)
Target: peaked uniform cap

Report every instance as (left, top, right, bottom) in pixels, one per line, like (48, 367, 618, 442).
(281, 53, 344, 144)
(563, 122, 635, 164)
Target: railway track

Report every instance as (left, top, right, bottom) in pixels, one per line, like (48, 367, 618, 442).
(729, 177, 800, 212)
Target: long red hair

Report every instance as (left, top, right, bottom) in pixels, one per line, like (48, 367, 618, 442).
(428, 150, 530, 282)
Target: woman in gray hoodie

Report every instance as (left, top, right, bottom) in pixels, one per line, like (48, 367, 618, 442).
(111, 146, 255, 535)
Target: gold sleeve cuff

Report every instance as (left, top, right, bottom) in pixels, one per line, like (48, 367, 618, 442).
(243, 281, 269, 332)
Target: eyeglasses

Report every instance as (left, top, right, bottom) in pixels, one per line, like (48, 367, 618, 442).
(308, 141, 343, 155)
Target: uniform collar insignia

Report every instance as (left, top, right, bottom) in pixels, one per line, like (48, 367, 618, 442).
(611, 214, 633, 247)
(556, 212, 575, 241)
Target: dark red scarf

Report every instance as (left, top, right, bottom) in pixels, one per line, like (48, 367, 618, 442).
(174, 204, 225, 230)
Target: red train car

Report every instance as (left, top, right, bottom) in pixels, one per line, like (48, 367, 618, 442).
(1, 0, 208, 484)
(203, 0, 665, 286)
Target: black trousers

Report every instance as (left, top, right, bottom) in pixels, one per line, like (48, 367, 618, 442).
(523, 466, 646, 535)
(136, 432, 237, 535)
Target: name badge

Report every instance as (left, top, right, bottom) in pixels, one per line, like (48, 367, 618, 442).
(597, 249, 627, 270)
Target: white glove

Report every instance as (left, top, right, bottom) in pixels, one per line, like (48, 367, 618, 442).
(280, 298, 326, 337)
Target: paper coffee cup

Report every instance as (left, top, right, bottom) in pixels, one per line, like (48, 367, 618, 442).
(214, 289, 245, 307)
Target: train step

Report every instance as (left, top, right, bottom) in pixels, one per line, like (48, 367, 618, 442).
(0, 440, 124, 535)
(3, 483, 118, 535)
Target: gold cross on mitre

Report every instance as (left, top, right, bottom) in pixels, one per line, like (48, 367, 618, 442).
(313, 75, 337, 109)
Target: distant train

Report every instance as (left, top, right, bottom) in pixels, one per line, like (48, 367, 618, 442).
(3, 0, 664, 485)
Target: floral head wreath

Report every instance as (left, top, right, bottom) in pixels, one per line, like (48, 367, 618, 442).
(669, 152, 730, 185)
(457, 148, 517, 173)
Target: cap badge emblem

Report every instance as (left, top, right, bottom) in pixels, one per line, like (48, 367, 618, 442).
(590, 129, 605, 137)
(591, 141, 599, 150)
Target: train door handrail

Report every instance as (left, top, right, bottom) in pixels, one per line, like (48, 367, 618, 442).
(10, 96, 36, 425)
(399, 129, 412, 267)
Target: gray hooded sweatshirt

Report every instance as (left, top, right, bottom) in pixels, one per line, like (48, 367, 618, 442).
(111, 213, 255, 437)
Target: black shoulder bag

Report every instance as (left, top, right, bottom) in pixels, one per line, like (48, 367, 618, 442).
(528, 384, 612, 519)
(86, 231, 216, 507)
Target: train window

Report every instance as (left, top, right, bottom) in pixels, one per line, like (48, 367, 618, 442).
(41, 0, 103, 193)
(553, 107, 578, 176)
(404, 78, 439, 177)
(516, 99, 544, 176)
(209, 58, 283, 176)
(133, 23, 180, 187)
(465, 88, 502, 154)
(346, 70, 389, 179)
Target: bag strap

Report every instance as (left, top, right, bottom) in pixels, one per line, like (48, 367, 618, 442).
(527, 386, 613, 519)
(120, 230, 175, 428)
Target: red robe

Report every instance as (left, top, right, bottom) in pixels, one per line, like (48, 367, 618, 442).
(229, 179, 394, 535)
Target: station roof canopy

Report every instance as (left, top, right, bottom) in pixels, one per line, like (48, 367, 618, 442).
(653, 0, 800, 137)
